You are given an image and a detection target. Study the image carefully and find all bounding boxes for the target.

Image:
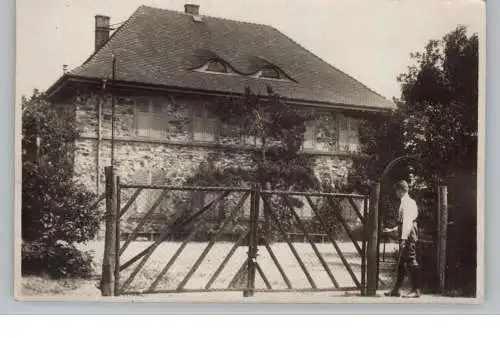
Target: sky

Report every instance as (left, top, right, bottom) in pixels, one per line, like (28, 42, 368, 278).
(16, 0, 484, 101)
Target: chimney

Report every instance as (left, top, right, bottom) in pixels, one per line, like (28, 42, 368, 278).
(184, 4, 200, 15)
(95, 15, 111, 52)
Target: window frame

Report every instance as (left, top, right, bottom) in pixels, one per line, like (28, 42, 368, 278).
(134, 97, 170, 140)
(190, 104, 219, 143)
(259, 67, 281, 79)
(205, 59, 228, 73)
(337, 114, 360, 153)
(303, 121, 318, 151)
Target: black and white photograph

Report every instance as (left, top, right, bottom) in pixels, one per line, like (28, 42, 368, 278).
(15, 0, 484, 302)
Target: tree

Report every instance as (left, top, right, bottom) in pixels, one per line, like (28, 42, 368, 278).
(186, 86, 320, 239)
(22, 90, 101, 278)
(385, 25, 478, 296)
(202, 86, 319, 191)
(397, 25, 478, 183)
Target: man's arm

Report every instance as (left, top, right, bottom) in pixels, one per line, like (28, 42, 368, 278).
(382, 226, 398, 233)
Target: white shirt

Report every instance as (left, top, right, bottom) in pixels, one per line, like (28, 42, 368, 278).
(398, 193, 418, 240)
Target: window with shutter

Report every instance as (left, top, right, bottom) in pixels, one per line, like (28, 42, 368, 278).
(338, 115, 350, 152)
(303, 122, 317, 150)
(135, 98, 169, 139)
(192, 106, 218, 142)
(136, 99, 150, 137)
(338, 115, 360, 152)
(348, 118, 360, 152)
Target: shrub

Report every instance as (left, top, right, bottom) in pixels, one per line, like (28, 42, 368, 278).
(21, 240, 95, 279)
(21, 90, 101, 278)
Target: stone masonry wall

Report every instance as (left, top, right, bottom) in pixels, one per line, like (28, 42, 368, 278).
(70, 89, 367, 236)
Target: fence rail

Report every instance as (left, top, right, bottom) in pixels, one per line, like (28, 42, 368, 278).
(100, 166, 381, 297)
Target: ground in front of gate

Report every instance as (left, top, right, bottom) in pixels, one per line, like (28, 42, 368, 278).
(19, 241, 477, 303)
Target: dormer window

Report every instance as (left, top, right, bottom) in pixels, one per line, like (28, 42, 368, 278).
(205, 60, 228, 73)
(260, 67, 280, 79)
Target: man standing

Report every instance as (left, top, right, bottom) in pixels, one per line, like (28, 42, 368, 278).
(384, 180, 421, 298)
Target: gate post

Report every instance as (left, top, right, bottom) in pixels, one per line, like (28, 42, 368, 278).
(366, 182, 380, 296)
(244, 183, 259, 297)
(114, 176, 121, 295)
(101, 166, 117, 296)
(437, 185, 448, 294)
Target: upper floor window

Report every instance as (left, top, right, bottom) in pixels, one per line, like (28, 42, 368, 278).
(191, 106, 218, 142)
(338, 115, 360, 152)
(301, 115, 360, 153)
(135, 98, 169, 139)
(303, 122, 317, 150)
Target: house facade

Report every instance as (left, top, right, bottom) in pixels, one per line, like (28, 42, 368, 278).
(46, 4, 394, 232)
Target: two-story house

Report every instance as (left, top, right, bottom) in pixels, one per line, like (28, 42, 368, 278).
(45, 4, 394, 234)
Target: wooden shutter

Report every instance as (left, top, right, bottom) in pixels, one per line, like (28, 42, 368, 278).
(348, 118, 360, 152)
(203, 119, 216, 142)
(136, 99, 150, 137)
(150, 113, 168, 139)
(193, 118, 217, 142)
(338, 115, 350, 152)
(303, 122, 316, 150)
(193, 118, 204, 141)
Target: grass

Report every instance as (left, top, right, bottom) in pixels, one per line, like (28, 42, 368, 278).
(20, 240, 399, 298)
(21, 275, 99, 297)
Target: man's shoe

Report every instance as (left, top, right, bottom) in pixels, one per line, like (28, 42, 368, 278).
(384, 290, 401, 297)
(402, 290, 421, 298)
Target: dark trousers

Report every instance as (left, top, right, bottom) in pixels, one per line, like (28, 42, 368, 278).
(393, 239, 420, 292)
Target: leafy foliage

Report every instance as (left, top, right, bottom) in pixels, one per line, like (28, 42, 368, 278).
(397, 25, 478, 183)
(351, 26, 478, 296)
(186, 86, 321, 239)
(22, 90, 100, 278)
(205, 86, 319, 191)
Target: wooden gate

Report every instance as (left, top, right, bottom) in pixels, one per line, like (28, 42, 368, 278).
(100, 167, 380, 297)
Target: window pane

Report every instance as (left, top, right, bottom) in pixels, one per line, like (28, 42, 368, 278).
(137, 112, 150, 137)
(206, 60, 227, 73)
(260, 68, 280, 79)
(348, 118, 360, 152)
(304, 123, 316, 149)
(193, 118, 216, 142)
(150, 113, 167, 139)
(203, 119, 216, 142)
(193, 118, 204, 141)
(338, 115, 351, 152)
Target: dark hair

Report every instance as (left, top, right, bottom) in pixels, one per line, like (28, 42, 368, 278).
(395, 180, 409, 192)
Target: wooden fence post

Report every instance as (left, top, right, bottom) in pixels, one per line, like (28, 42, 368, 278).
(101, 166, 117, 296)
(114, 176, 121, 295)
(244, 184, 259, 297)
(437, 185, 448, 294)
(366, 182, 380, 296)
(361, 196, 368, 295)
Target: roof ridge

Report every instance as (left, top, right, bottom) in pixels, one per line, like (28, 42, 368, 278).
(140, 4, 273, 29)
(267, 26, 394, 107)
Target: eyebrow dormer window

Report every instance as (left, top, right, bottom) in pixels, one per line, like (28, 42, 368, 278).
(260, 67, 280, 79)
(206, 60, 228, 73)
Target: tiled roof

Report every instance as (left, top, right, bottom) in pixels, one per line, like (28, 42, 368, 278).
(67, 5, 395, 111)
